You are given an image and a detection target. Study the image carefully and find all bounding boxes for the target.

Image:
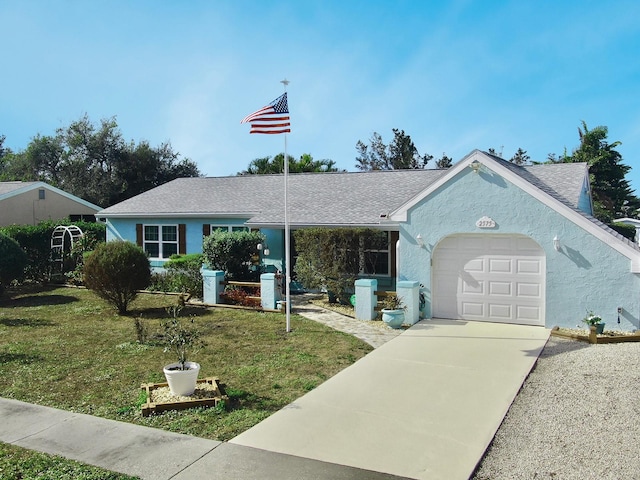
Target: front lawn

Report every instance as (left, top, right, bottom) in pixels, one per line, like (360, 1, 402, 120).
(0, 286, 372, 441)
(0, 442, 138, 480)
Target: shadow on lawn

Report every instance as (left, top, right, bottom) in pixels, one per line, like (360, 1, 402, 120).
(0, 294, 79, 308)
(0, 352, 43, 364)
(0, 317, 56, 327)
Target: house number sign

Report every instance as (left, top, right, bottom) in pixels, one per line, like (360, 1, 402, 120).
(476, 216, 496, 228)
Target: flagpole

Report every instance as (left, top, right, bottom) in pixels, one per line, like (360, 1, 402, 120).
(281, 78, 291, 333)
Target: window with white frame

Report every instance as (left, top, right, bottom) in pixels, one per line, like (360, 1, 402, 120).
(143, 225, 179, 259)
(210, 224, 250, 233)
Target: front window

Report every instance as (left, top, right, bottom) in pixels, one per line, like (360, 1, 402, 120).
(360, 231, 390, 276)
(210, 224, 249, 233)
(144, 225, 178, 259)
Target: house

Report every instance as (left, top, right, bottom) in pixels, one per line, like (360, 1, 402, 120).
(0, 181, 102, 227)
(96, 150, 640, 331)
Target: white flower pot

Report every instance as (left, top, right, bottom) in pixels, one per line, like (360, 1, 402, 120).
(163, 361, 200, 396)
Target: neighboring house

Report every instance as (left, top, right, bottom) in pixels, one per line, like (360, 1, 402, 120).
(614, 217, 640, 244)
(0, 181, 102, 227)
(96, 150, 640, 331)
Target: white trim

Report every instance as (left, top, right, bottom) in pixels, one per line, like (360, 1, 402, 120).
(389, 150, 640, 269)
(97, 212, 258, 220)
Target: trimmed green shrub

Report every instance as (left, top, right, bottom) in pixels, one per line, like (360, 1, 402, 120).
(149, 253, 204, 298)
(0, 233, 28, 296)
(83, 241, 151, 314)
(610, 222, 637, 242)
(202, 230, 264, 281)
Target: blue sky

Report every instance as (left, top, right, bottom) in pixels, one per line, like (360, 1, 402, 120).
(2, 1, 640, 191)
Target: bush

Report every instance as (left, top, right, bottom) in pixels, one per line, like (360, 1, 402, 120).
(202, 230, 264, 281)
(165, 253, 204, 298)
(83, 241, 151, 314)
(220, 286, 261, 307)
(610, 222, 637, 242)
(0, 234, 28, 296)
(294, 228, 388, 304)
(0, 220, 106, 282)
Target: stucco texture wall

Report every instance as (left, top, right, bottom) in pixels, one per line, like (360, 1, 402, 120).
(399, 166, 640, 331)
(0, 189, 98, 226)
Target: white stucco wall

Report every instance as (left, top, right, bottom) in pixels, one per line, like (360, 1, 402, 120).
(399, 165, 640, 331)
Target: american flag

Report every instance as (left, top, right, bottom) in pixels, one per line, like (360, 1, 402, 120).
(240, 93, 291, 134)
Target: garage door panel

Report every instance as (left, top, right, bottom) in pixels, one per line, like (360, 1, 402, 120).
(432, 234, 545, 326)
(461, 302, 484, 317)
(516, 305, 541, 321)
(516, 259, 542, 274)
(489, 281, 512, 296)
(489, 258, 512, 273)
(517, 283, 541, 298)
(488, 303, 512, 319)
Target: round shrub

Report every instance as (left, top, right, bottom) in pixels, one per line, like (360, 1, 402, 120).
(83, 240, 151, 314)
(0, 233, 28, 296)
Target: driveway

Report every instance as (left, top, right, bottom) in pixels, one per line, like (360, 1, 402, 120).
(231, 318, 550, 479)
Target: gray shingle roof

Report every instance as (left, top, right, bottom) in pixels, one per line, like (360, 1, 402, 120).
(98, 170, 449, 226)
(0, 181, 38, 196)
(98, 162, 591, 227)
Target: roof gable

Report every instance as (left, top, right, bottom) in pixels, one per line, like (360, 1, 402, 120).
(389, 150, 640, 267)
(0, 181, 102, 210)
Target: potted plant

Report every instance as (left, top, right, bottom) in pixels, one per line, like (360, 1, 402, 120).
(161, 305, 203, 396)
(583, 311, 605, 335)
(380, 294, 406, 329)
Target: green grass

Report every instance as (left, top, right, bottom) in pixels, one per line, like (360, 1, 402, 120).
(0, 285, 372, 441)
(0, 442, 139, 479)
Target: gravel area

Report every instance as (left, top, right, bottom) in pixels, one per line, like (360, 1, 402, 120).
(472, 337, 640, 479)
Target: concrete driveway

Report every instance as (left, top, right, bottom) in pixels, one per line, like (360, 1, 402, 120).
(231, 318, 550, 480)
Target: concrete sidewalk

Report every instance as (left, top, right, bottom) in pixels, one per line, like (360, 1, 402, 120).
(232, 319, 550, 480)
(0, 397, 404, 479)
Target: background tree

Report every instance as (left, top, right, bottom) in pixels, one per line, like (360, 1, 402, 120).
(0, 115, 201, 207)
(355, 129, 433, 170)
(435, 153, 453, 169)
(239, 153, 338, 175)
(510, 148, 530, 165)
(566, 121, 639, 223)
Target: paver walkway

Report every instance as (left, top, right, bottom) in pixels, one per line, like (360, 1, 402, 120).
(291, 294, 402, 348)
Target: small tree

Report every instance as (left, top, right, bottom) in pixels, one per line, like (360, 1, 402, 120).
(0, 233, 28, 296)
(202, 230, 264, 280)
(83, 240, 151, 314)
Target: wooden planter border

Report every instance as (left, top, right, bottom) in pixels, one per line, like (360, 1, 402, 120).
(550, 326, 640, 344)
(141, 377, 228, 417)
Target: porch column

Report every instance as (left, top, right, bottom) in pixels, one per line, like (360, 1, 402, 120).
(355, 278, 377, 321)
(261, 273, 279, 310)
(397, 280, 420, 325)
(202, 269, 225, 305)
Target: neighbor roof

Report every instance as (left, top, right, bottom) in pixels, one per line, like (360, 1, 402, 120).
(0, 181, 103, 210)
(97, 157, 589, 227)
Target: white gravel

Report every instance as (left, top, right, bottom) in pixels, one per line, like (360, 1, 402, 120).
(472, 337, 640, 479)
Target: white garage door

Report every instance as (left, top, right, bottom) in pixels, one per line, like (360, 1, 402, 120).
(432, 234, 545, 326)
